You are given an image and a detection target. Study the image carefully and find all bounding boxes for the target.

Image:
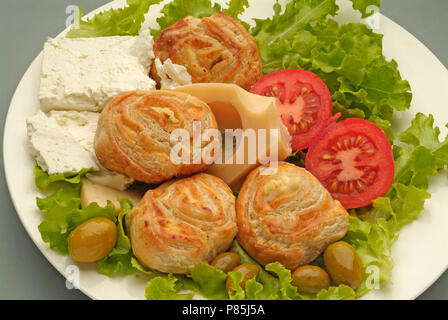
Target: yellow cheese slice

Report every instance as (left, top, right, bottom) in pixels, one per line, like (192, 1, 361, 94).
(80, 178, 144, 215)
(175, 83, 292, 191)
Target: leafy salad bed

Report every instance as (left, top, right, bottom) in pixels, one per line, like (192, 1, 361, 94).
(35, 0, 448, 300)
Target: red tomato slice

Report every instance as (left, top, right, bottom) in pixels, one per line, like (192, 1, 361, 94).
(305, 118, 394, 209)
(250, 69, 333, 151)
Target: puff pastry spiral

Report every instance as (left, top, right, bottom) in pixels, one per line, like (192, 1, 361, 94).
(151, 12, 263, 90)
(94, 90, 218, 184)
(129, 173, 238, 274)
(236, 162, 349, 270)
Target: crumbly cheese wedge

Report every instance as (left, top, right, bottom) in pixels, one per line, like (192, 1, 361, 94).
(80, 178, 144, 215)
(40, 30, 156, 112)
(26, 111, 99, 175)
(175, 83, 292, 191)
(154, 58, 192, 89)
(86, 170, 134, 192)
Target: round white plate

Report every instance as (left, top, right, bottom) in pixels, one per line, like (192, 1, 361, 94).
(3, 0, 448, 300)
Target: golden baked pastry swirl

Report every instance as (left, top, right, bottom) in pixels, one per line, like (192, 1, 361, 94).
(236, 162, 349, 270)
(151, 12, 263, 90)
(94, 90, 218, 184)
(129, 173, 237, 274)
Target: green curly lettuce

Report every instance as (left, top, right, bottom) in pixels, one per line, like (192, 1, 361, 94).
(231, 241, 309, 300)
(222, 0, 249, 18)
(150, 0, 250, 37)
(317, 285, 356, 300)
(145, 275, 195, 300)
(144, 242, 310, 300)
(144, 263, 229, 300)
(349, 0, 381, 18)
(66, 0, 163, 38)
(251, 0, 339, 58)
(97, 199, 138, 276)
(189, 264, 229, 299)
(34, 166, 112, 254)
(38, 197, 116, 255)
(34, 166, 91, 190)
(34, 167, 145, 276)
(227, 271, 246, 300)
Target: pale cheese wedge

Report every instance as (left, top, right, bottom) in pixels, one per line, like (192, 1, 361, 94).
(175, 83, 292, 191)
(80, 178, 144, 215)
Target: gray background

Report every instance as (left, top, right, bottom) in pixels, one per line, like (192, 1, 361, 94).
(0, 0, 446, 300)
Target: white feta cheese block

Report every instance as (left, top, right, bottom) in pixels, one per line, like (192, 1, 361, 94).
(40, 30, 156, 112)
(154, 58, 192, 89)
(48, 110, 99, 154)
(26, 111, 99, 175)
(47, 110, 135, 190)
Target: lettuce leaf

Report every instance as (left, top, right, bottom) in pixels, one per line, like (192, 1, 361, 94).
(34, 166, 91, 190)
(227, 271, 246, 300)
(145, 275, 195, 300)
(97, 199, 137, 276)
(317, 285, 356, 300)
(253, 0, 339, 43)
(233, 240, 283, 299)
(66, 0, 162, 38)
(131, 257, 154, 275)
(343, 216, 395, 296)
(34, 168, 144, 275)
(398, 113, 448, 168)
(348, 0, 381, 18)
(150, 0, 221, 37)
(35, 166, 95, 254)
(144, 264, 228, 300)
(38, 200, 116, 255)
(372, 113, 448, 228)
(142, 242, 311, 301)
(36, 184, 82, 229)
(189, 264, 229, 300)
(222, 0, 249, 18)
(150, 0, 249, 38)
(232, 241, 308, 300)
(265, 262, 308, 300)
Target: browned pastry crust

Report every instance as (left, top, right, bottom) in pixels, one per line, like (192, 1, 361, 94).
(236, 162, 349, 271)
(151, 12, 263, 90)
(94, 90, 218, 184)
(129, 173, 238, 274)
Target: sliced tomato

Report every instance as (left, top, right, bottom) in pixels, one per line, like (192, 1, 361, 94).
(250, 69, 333, 151)
(305, 118, 394, 209)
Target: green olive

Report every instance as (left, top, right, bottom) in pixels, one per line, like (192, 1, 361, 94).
(226, 264, 260, 294)
(211, 252, 240, 273)
(324, 241, 363, 289)
(68, 217, 117, 263)
(292, 265, 331, 294)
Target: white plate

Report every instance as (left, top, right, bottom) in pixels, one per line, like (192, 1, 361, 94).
(3, 0, 448, 300)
